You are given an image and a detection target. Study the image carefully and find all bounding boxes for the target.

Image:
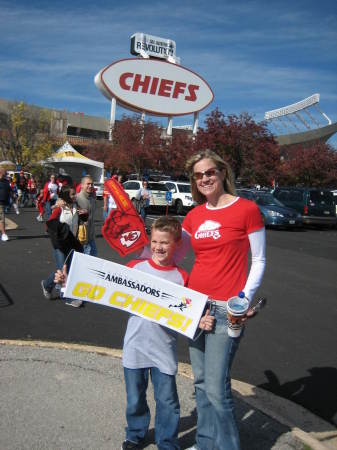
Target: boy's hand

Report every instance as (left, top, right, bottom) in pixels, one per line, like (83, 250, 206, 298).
(199, 309, 215, 331)
(54, 265, 68, 287)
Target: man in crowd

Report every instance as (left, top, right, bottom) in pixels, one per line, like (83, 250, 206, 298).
(76, 175, 97, 256)
(0, 168, 11, 242)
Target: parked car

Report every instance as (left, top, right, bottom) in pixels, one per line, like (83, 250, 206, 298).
(123, 180, 172, 209)
(161, 181, 194, 214)
(237, 189, 303, 228)
(331, 190, 337, 215)
(93, 182, 104, 199)
(272, 187, 336, 227)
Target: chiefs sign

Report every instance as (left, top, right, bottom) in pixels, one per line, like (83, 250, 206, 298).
(95, 58, 213, 116)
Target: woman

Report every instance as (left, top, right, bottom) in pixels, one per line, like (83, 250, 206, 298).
(27, 175, 37, 207)
(182, 149, 266, 450)
(41, 185, 83, 307)
(136, 180, 153, 223)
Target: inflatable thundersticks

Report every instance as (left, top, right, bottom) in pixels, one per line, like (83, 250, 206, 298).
(102, 178, 149, 256)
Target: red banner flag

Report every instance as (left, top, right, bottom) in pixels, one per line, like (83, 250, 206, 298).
(102, 178, 149, 256)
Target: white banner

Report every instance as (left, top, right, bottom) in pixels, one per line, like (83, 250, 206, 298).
(64, 252, 208, 338)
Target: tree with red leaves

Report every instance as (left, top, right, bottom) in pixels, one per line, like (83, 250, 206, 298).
(161, 130, 194, 177)
(112, 115, 163, 175)
(195, 109, 280, 186)
(277, 142, 337, 187)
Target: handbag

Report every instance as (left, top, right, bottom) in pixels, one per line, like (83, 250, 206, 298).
(77, 223, 88, 245)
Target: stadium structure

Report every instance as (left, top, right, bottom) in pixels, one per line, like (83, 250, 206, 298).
(264, 94, 337, 146)
(0, 94, 336, 149)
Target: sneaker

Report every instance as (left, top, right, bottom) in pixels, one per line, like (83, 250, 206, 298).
(65, 299, 83, 308)
(1, 233, 9, 241)
(121, 440, 141, 450)
(36, 214, 43, 222)
(41, 280, 52, 300)
(186, 446, 199, 450)
(15, 209, 20, 215)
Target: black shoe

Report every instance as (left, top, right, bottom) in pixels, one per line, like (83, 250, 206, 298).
(121, 440, 141, 449)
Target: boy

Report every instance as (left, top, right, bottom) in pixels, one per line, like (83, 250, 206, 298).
(121, 216, 187, 450)
(55, 216, 214, 449)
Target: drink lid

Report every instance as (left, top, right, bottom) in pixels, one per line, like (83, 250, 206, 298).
(227, 296, 249, 314)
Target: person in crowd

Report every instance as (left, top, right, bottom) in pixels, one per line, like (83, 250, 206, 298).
(41, 185, 83, 307)
(54, 216, 213, 449)
(0, 168, 11, 241)
(16, 170, 28, 207)
(181, 149, 266, 450)
(27, 175, 37, 207)
(136, 179, 153, 223)
(76, 175, 97, 256)
(43, 174, 58, 218)
(36, 188, 45, 222)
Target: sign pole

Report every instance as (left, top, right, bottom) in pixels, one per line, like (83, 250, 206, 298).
(109, 97, 116, 141)
(167, 116, 173, 136)
(193, 112, 199, 135)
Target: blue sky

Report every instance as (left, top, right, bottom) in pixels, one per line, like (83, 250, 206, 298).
(1, 0, 336, 146)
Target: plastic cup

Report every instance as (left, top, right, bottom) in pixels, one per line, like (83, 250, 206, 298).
(227, 296, 249, 337)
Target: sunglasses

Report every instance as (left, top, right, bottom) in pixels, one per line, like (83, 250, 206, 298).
(192, 168, 220, 181)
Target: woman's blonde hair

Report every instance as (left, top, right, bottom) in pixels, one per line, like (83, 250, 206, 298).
(185, 149, 236, 204)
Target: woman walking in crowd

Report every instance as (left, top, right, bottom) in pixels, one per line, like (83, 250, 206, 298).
(27, 175, 38, 207)
(41, 185, 83, 307)
(36, 188, 45, 222)
(181, 149, 266, 450)
(43, 174, 58, 218)
(136, 179, 153, 224)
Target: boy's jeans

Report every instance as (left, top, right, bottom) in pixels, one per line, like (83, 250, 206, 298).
(123, 367, 180, 450)
(189, 305, 241, 450)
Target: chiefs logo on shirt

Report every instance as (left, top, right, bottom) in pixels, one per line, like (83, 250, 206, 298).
(195, 220, 221, 240)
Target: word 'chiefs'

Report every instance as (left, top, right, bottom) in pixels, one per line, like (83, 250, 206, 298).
(72, 282, 193, 332)
(119, 72, 199, 102)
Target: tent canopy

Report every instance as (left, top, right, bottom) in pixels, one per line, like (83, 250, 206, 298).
(43, 141, 104, 183)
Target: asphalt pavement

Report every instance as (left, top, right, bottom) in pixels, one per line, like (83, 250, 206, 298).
(1, 341, 335, 450)
(1, 205, 337, 449)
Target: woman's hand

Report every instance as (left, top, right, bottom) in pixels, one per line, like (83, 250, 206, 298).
(241, 308, 257, 323)
(54, 265, 68, 287)
(199, 309, 215, 331)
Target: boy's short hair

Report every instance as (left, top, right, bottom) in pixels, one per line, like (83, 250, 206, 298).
(151, 216, 182, 242)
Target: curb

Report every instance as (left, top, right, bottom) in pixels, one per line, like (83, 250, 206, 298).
(1, 339, 336, 450)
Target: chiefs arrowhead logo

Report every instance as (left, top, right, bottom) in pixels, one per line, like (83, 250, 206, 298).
(120, 230, 141, 248)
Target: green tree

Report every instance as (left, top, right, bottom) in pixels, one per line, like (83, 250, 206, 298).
(0, 101, 54, 168)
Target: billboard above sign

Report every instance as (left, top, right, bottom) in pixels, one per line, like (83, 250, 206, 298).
(94, 58, 214, 117)
(130, 33, 176, 60)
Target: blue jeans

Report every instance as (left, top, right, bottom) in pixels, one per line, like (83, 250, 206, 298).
(45, 199, 56, 219)
(83, 239, 97, 256)
(43, 249, 66, 292)
(123, 367, 180, 450)
(43, 249, 73, 296)
(189, 305, 242, 450)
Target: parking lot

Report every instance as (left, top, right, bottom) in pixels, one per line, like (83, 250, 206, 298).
(1, 204, 337, 426)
